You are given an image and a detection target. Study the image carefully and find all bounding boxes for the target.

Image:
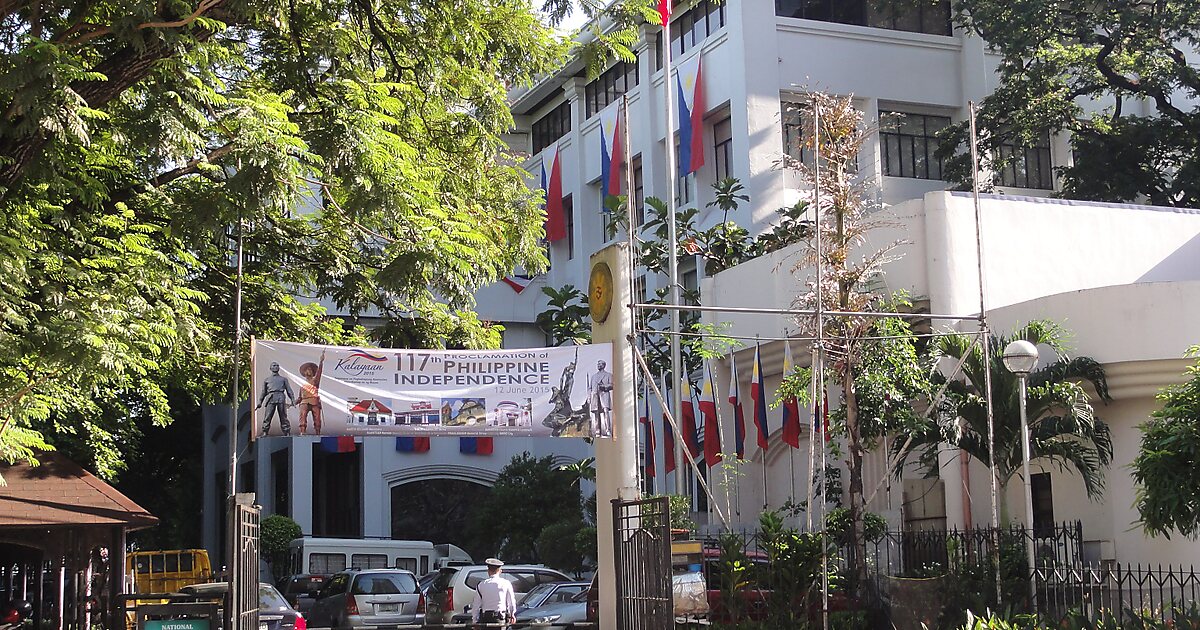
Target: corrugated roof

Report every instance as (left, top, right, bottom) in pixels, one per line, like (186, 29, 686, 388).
(0, 452, 158, 529)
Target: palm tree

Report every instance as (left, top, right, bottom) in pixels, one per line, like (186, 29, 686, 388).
(897, 320, 1113, 518)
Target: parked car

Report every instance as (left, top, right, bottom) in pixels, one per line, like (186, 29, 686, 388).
(276, 574, 328, 615)
(306, 569, 424, 629)
(513, 588, 589, 629)
(423, 564, 573, 624)
(178, 582, 305, 630)
(514, 582, 589, 616)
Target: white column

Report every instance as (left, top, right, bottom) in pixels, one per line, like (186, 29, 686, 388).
(591, 242, 639, 630)
(362, 438, 388, 538)
(291, 439, 314, 535)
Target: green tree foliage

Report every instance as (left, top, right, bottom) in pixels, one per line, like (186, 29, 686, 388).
(0, 0, 570, 472)
(536, 285, 591, 346)
(934, 0, 1200, 206)
(468, 453, 585, 563)
(260, 514, 303, 578)
(1133, 346, 1200, 539)
(897, 321, 1113, 516)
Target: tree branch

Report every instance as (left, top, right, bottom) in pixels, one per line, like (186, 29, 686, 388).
(151, 142, 235, 187)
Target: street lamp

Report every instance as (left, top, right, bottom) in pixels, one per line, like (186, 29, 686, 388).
(1002, 339, 1039, 610)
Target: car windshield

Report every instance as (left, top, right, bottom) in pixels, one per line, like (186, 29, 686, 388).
(259, 585, 291, 611)
(352, 573, 417, 595)
(517, 583, 555, 606)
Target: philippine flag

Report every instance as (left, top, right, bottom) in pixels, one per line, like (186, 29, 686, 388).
(501, 275, 535, 293)
(320, 436, 356, 453)
(699, 362, 722, 467)
(396, 436, 430, 453)
(781, 342, 801, 449)
(541, 143, 567, 242)
(751, 344, 770, 451)
(640, 382, 656, 479)
(663, 376, 676, 474)
(657, 0, 670, 25)
(680, 377, 700, 460)
(729, 356, 747, 459)
(599, 106, 624, 202)
(674, 54, 706, 177)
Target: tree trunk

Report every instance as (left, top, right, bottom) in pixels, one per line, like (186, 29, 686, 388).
(843, 367, 867, 600)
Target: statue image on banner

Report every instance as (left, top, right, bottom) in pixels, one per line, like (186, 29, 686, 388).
(541, 349, 593, 438)
(251, 339, 613, 438)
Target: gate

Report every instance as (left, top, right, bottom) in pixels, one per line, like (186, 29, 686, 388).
(612, 496, 672, 630)
(228, 494, 260, 630)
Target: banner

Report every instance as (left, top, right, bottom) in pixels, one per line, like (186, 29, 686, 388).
(251, 340, 614, 439)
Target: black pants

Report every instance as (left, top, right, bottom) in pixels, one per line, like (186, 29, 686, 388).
(477, 610, 508, 627)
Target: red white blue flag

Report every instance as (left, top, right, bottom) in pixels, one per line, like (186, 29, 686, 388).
(674, 54, 705, 177)
(728, 356, 746, 459)
(459, 436, 494, 455)
(320, 436, 356, 453)
(598, 105, 624, 202)
(640, 381, 656, 479)
(541, 143, 567, 241)
(657, 0, 670, 25)
(699, 362, 722, 466)
(680, 376, 700, 460)
(781, 343, 801, 449)
(396, 436, 430, 453)
(750, 344, 770, 451)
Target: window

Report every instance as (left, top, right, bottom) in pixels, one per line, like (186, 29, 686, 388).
(781, 102, 811, 166)
(675, 140, 693, 206)
(585, 57, 640, 118)
(632, 156, 645, 228)
(1032, 473, 1054, 536)
(352, 573, 417, 595)
(532, 101, 572, 154)
(655, 0, 727, 69)
(320, 573, 349, 597)
(309, 553, 347, 575)
(996, 131, 1052, 189)
(394, 557, 417, 572)
(713, 116, 733, 181)
(563, 194, 575, 259)
(776, 0, 952, 36)
(880, 111, 951, 180)
(351, 553, 388, 570)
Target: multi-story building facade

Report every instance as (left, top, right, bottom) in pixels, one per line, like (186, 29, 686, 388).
(201, 0, 1200, 570)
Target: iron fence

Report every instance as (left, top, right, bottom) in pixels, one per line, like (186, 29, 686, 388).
(1036, 563, 1200, 626)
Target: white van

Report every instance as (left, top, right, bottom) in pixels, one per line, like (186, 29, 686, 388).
(287, 538, 472, 577)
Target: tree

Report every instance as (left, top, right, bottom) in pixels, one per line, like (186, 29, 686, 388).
(536, 285, 592, 347)
(934, 0, 1200, 206)
(898, 320, 1114, 518)
(0, 0, 570, 470)
(261, 514, 303, 579)
(1132, 346, 1200, 539)
(468, 453, 585, 563)
(784, 92, 934, 596)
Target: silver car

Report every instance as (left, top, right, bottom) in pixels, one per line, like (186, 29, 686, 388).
(307, 569, 423, 629)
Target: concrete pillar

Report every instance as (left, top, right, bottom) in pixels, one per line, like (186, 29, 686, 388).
(590, 242, 639, 630)
(291, 439, 314, 535)
(108, 527, 125, 630)
(362, 438, 387, 538)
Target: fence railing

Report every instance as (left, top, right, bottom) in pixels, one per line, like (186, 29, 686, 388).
(1036, 563, 1200, 625)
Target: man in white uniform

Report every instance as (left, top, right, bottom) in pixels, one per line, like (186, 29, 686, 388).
(471, 558, 517, 627)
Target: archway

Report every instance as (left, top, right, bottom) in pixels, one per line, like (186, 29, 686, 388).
(389, 479, 492, 561)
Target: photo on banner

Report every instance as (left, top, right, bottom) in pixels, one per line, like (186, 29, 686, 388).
(251, 340, 614, 440)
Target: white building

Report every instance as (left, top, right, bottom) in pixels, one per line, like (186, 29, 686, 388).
(201, 0, 1200, 569)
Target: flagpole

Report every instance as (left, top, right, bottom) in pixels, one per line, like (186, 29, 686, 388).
(659, 3, 686, 498)
(756, 337, 768, 510)
(806, 345, 818, 530)
(810, 97, 831, 630)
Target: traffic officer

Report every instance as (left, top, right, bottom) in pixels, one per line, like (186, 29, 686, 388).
(471, 558, 516, 628)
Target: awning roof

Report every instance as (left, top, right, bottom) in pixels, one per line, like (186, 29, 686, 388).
(0, 452, 158, 530)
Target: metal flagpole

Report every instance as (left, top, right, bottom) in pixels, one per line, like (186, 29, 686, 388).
(806, 345, 818, 530)
(811, 98, 830, 630)
(660, 4, 686, 497)
(622, 95, 643, 496)
(969, 102, 1003, 606)
(227, 194, 245, 604)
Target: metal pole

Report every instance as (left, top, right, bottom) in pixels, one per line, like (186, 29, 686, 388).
(811, 97, 830, 630)
(227, 202, 245, 618)
(633, 302, 979, 321)
(1019, 375, 1038, 610)
(660, 11, 685, 497)
(969, 101, 1003, 606)
(623, 96, 642, 497)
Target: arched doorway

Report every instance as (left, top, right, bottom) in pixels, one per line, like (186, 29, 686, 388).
(390, 479, 491, 560)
